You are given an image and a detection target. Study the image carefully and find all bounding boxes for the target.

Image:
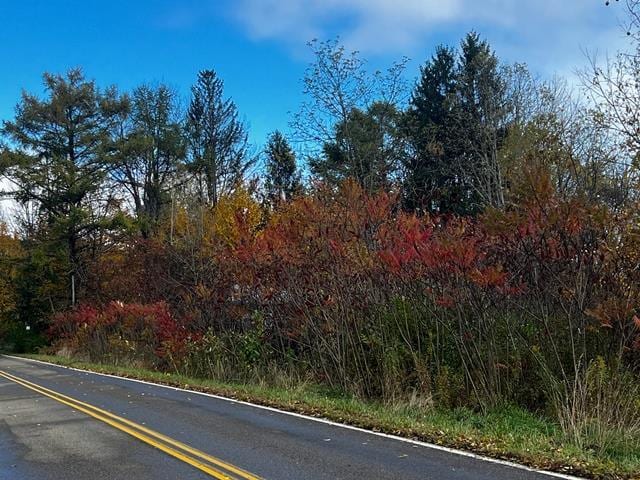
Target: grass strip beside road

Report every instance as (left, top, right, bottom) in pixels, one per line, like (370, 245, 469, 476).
(18, 354, 640, 480)
(0, 368, 262, 480)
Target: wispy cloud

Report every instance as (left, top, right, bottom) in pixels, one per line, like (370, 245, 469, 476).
(229, 0, 626, 74)
(231, 0, 463, 52)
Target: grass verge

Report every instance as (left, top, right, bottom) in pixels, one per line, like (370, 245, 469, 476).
(15, 353, 640, 480)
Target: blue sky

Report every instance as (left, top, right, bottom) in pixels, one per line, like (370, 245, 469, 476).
(0, 0, 630, 148)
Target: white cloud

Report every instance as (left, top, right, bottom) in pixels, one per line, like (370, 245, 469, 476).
(230, 0, 627, 74)
(233, 0, 463, 51)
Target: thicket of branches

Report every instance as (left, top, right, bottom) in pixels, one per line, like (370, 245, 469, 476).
(2, 2, 640, 456)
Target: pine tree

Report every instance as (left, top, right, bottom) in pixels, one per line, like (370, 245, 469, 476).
(452, 32, 508, 211)
(264, 131, 300, 207)
(404, 33, 508, 214)
(310, 102, 403, 193)
(403, 45, 457, 212)
(186, 70, 253, 206)
(1, 69, 128, 304)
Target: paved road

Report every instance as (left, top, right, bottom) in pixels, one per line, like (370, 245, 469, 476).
(0, 356, 575, 480)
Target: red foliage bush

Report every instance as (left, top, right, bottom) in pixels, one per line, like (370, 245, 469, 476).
(53, 179, 640, 403)
(49, 301, 186, 364)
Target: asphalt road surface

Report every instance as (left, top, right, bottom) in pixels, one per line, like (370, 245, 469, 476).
(0, 355, 578, 480)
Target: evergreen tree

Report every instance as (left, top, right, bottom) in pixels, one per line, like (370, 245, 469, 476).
(1, 69, 127, 305)
(186, 70, 252, 206)
(452, 32, 508, 211)
(310, 102, 403, 193)
(264, 131, 300, 207)
(403, 45, 458, 212)
(404, 33, 509, 214)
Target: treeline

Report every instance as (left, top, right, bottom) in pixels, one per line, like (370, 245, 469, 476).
(2, 14, 640, 458)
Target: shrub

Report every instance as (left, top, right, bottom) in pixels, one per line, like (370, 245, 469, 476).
(49, 301, 185, 367)
(48, 180, 640, 449)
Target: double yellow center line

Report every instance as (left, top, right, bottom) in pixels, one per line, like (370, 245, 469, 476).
(0, 369, 262, 480)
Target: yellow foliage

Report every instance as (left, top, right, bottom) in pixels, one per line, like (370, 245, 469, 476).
(211, 187, 262, 246)
(162, 187, 262, 249)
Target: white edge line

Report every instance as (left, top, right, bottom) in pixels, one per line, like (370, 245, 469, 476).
(4, 355, 583, 480)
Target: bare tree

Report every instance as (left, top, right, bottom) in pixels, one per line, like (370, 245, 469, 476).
(292, 39, 408, 190)
(578, 0, 640, 202)
(109, 84, 185, 237)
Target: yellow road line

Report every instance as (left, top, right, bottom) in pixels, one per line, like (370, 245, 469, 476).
(0, 370, 262, 480)
(0, 369, 260, 480)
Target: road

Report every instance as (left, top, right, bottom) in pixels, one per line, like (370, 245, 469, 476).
(0, 355, 577, 480)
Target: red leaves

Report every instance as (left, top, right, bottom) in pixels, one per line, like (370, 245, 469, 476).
(49, 304, 99, 339)
(377, 213, 511, 300)
(379, 249, 401, 273)
(55, 178, 640, 364)
(49, 301, 186, 359)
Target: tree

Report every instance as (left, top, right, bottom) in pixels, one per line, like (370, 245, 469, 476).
(111, 84, 185, 237)
(450, 32, 509, 212)
(581, 0, 640, 204)
(292, 39, 372, 151)
(310, 102, 404, 193)
(0, 223, 21, 325)
(292, 39, 408, 191)
(403, 45, 458, 212)
(0, 69, 127, 305)
(500, 77, 626, 208)
(403, 33, 511, 215)
(264, 131, 301, 207)
(186, 70, 252, 206)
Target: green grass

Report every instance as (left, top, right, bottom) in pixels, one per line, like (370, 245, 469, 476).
(16, 353, 640, 480)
